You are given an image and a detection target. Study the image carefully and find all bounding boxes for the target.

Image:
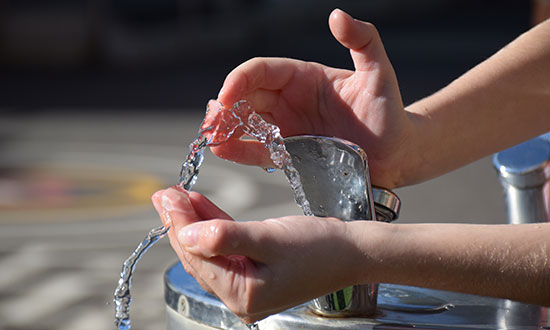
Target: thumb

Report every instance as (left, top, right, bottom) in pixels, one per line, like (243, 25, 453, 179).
(328, 9, 391, 72)
(177, 219, 267, 261)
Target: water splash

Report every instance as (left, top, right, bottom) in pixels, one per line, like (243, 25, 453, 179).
(177, 135, 208, 190)
(113, 99, 311, 329)
(244, 112, 312, 215)
(113, 225, 170, 330)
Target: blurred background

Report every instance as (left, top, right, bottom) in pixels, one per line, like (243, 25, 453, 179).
(0, 1, 548, 330)
(1, 0, 546, 110)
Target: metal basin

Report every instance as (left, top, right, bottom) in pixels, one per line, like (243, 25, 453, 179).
(165, 262, 550, 330)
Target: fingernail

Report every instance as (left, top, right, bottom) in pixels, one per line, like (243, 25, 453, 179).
(162, 188, 190, 212)
(151, 190, 164, 214)
(162, 210, 172, 226)
(159, 188, 189, 226)
(152, 190, 163, 199)
(162, 194, 173, 211)
(178, 223, 200, 248)
(331, 8, 344, 18)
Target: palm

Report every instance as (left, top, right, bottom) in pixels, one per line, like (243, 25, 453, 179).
(218, 58, 407, 188)
(214, 10, 411, 188)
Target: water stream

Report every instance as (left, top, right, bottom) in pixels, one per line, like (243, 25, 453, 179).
(113, 99, 311, 329)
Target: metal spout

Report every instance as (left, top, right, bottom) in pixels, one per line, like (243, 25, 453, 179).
(284, 135, 400, 317)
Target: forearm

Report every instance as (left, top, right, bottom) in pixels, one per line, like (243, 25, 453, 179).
(350, 221, 550, 306)
(400, 20, 550, 186)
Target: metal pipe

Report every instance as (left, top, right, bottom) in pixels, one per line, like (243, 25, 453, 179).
(493, 134, 550, 224)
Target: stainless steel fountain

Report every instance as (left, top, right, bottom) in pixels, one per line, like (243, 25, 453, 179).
(164, 135, 550, 330)
(284, 135, 397, 317)
(493, 133, 550, 223)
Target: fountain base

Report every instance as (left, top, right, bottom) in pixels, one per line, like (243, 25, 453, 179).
(165, 262, 549, 330)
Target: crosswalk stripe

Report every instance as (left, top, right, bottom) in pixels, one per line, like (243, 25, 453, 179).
(0, 272, 94, 327)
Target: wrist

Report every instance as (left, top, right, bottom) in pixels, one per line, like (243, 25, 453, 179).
(377, 110, 425, 189)
(366, 108, 421, 189)
(344, 220, 397, 285)
(398, 97, 452, 187)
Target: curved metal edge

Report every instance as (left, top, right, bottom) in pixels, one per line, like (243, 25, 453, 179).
(308, 284, 379, 317)
(165, 263, 549, 330)
(283, 135, 378, 222)
(493, 135, 550, 189)
(164, 262, 246, 329)
(284, 135, 401, 223)
(372, 187, 401, 222)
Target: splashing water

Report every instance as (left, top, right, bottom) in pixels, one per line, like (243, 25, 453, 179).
(244, 112, 312, 216)
(113, 99, 312, 329)
(113, 225, 170, 330)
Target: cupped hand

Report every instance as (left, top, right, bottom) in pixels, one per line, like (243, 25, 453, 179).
(152, 187, 365, 323)
(212, 9, 412, 189)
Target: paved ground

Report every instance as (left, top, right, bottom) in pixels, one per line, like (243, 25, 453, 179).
(0, 109, 509, 330)
(0, 111, 306, 330)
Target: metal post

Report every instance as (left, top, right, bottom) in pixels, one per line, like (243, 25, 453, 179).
(493, 134, 550, 224)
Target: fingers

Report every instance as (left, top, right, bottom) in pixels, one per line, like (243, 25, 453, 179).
(188, 191, 233, 221)
(151, 188, 199, 260)
(218, 57, 305, 107)
(152, 188, 237, 253)
(152, 187, 266, 321)
(152, 189, 201, 279)
(328, 9, 390, 73)
(177, 220, 268, 261)
(182, 253, 264, 323)
(151, 187, 264, 267)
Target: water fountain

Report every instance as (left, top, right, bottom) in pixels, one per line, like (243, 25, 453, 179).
(164, 134, 550, 329)
(493, 133, 550, 224)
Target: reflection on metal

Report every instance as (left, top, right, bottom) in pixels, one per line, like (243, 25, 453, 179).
(493, 134, 550, 224)
(372, 187, 401, 222)
(284, 136, 400, 317)
(376, 285, 454, 313)
(163, 134, 550, 329)
(283, 136, 377, 222)
(165, 262, 549, 329)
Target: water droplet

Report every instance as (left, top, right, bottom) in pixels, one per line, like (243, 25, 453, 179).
(263, 167, 276, 173)
(246, 322, 259, 330)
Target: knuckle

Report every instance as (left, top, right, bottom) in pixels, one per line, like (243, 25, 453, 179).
(200, 220, 233, 254)
(364, 21, 376, 30)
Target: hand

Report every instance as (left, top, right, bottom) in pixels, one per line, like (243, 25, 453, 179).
(212, 9, 412, 189)
(152, 187, 550, 320)
(152, 187, 365, 323)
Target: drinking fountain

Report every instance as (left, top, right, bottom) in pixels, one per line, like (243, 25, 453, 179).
(493, 133, 550, 224)
(284, 136, 396, 317)
(164, 135, 550, 330)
